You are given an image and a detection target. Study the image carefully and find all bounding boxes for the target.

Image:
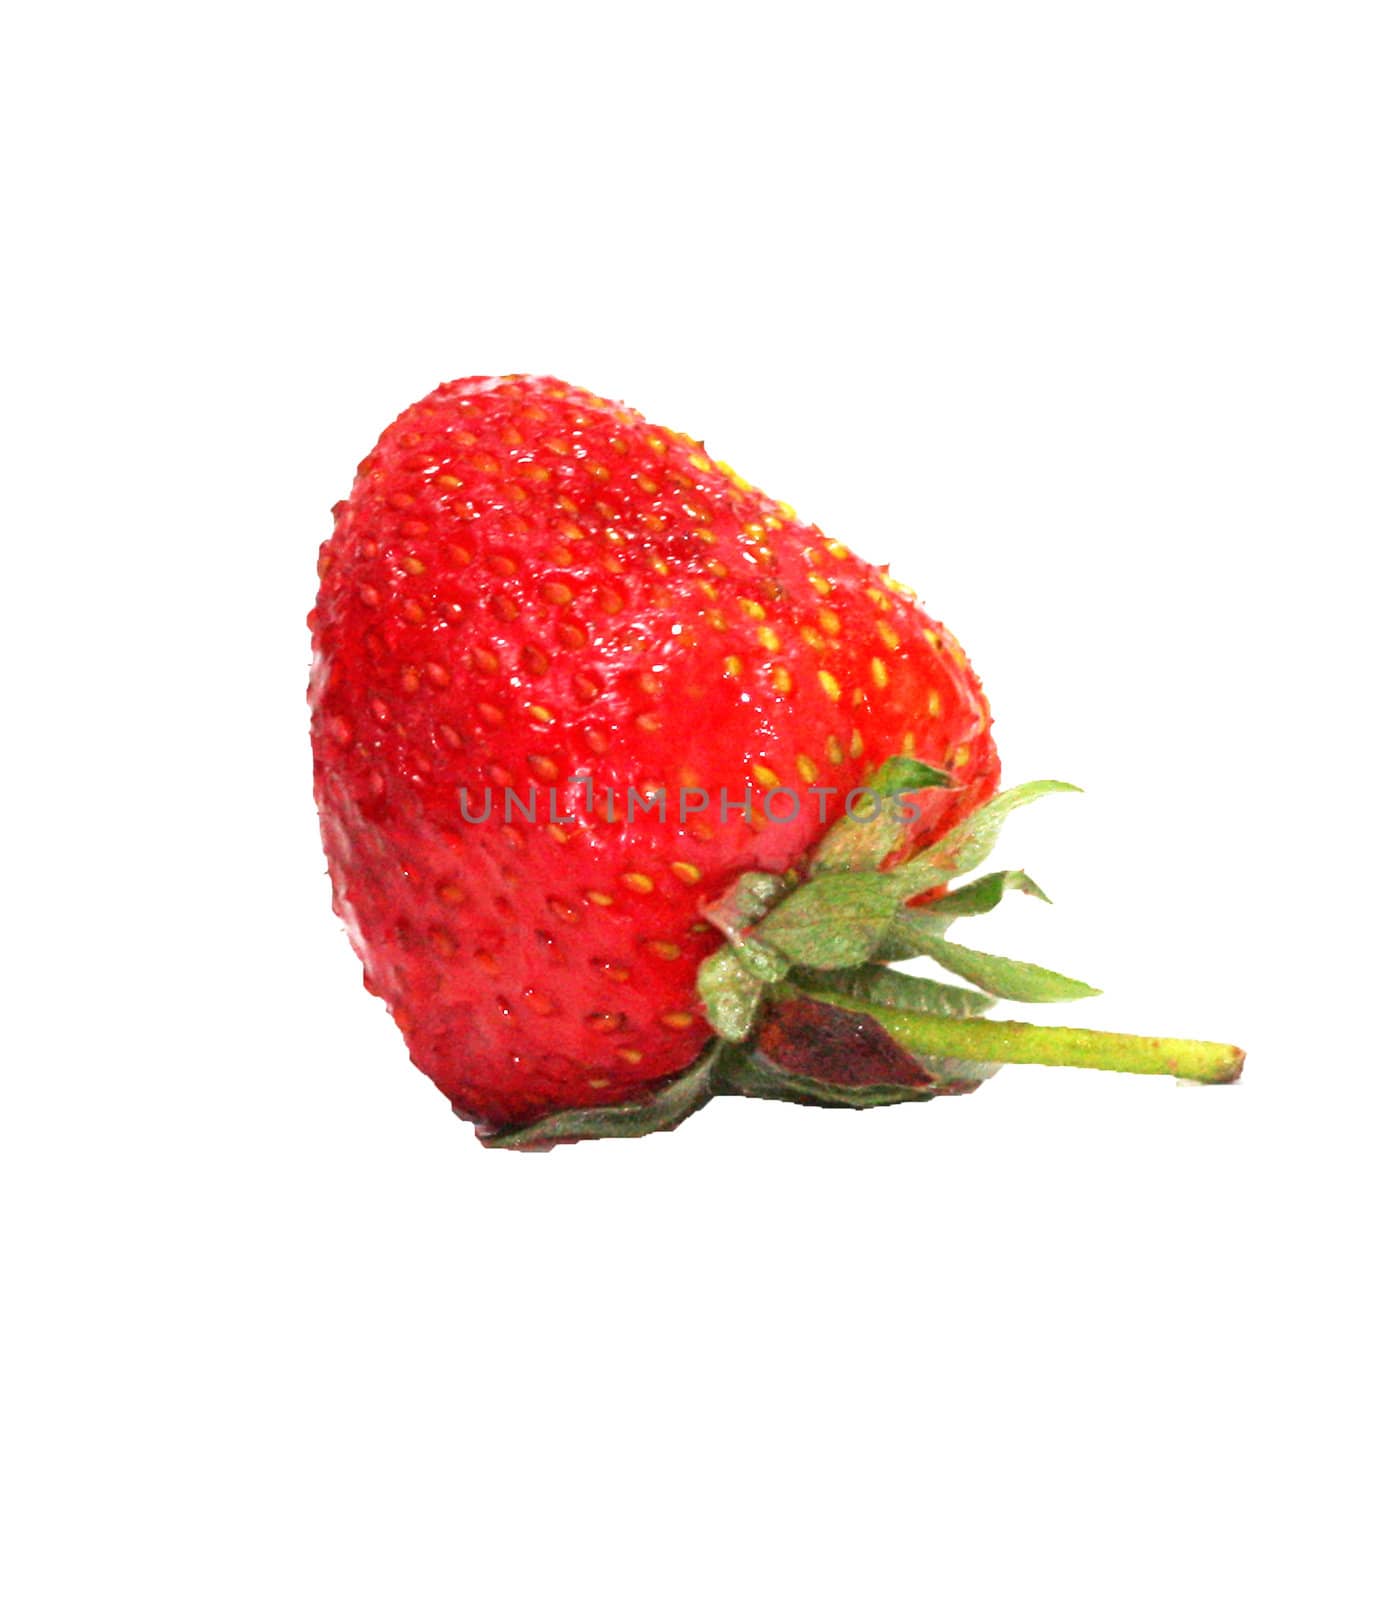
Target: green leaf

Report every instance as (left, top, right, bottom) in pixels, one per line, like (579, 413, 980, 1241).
(752, 870, 905, 969)
(809, 755, 952, 875)
(480, 1052, 717, 1149)
(697, 946, 766, 1041)
(793, 963, 997, 1017)
(891, 781, 1079, 898)
(895, 926, 1101, 1003)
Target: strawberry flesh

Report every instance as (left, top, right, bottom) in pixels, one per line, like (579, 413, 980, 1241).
(310, 377, 999, 1129)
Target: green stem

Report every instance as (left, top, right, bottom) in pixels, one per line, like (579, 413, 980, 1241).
(801, 990, 1245, 1085)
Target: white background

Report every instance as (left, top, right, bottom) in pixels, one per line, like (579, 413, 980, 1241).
(4, 4, 1370, 1596)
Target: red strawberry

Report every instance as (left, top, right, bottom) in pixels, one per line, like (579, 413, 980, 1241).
(310, 376, 1243, 1146)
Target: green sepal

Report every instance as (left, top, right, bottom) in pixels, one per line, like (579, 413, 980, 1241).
(719, 1048, 939, 1109)
(889, 923, 1102, 1002)
(699, 870, 793, 984)
(891, 780, 1079, 898)
(809, 756, 953, 875)
(717, 989, 999, 1102)
(899, 869, 1049, 936)
(697, 946, 766, 1041)
(792, 962, 997, 1017)
(750, 870, 904, 969)
(700, 870, 790, 939)
(731, 937, 792, 985)
(479, 1052, 718, 1150)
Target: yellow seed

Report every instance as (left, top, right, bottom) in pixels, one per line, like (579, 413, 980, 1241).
(724, 655, 743, 677)
(902, 732, 916, 754)
(543, 581, 574, 605)
(752, 764, 781, 790)
(739, 598, 767, 620)
(615, 1050, 643, 1066)
(850, 729, 865, 758)
(796, 753, 818, 783)
(772, 666, 793, 694)
(622, 872, 655, 895)
(670, 861, 703, 885)
(647, 940, 681, 960)
(660, 1011, 696, 1031)
(826, 734, 844, 765)
(800, 625, 825, 649)
(953, 744, 971, 769)
(586, 890, 615, 907)
(688, 452, 713, 473)
(401, 556, 426, 576)
(826, 541, 851, 561)
(588, 1075, 612, 1088)
(808, 573, 832, 596)
(928, 689, 942, 716)
(818, 670, 842, 702)
(776, 502, 797, 520)
(818, 609, 841, 637)
(547, 824, 571, 844)
(757, 626, 781, 652)
(529, 705, 554, 724)
(871, 657, 889, 689)
(878, 621, 901, 651)
(528, 754, 560, 782)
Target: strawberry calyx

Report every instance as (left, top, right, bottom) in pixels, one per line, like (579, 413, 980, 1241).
(480, 761, 1245, 1150)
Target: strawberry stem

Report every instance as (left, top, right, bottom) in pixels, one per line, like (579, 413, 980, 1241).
(796, 988, 1245, 1085)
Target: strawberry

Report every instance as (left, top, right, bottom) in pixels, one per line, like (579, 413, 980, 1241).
(310, 376, 1243, 1147)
